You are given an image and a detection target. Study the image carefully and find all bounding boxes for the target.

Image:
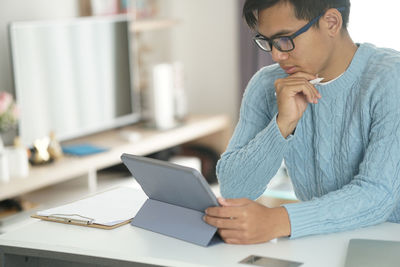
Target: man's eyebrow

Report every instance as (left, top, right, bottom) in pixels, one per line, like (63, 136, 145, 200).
(259, 29, 293, 39)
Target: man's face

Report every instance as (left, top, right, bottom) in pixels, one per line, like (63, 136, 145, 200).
(258, 2, 332, 76)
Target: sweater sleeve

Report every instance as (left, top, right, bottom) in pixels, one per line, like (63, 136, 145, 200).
(283, 75, 400, 238)
(217, 68, 292, 200)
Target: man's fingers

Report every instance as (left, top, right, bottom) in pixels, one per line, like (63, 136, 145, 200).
(302, 84, 316, 104)
(305, 81, 321, 99)
(225, 238, 265, 245)
(278, 82, 318, 104)
(304, 82, 320, 103)
(292, 82, 319, 103)
(206, 205, 244, 218)
(204, 215, 240, 229)
(219, 197, 252, 206)
(220, 232, 265, 245)
(224, 239, 241, 244)
(218, 229, 243, 240)
(276, 79, 320, 103)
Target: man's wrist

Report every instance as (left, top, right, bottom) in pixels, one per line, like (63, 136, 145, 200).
(276, 116, 297, 138)
(273, 207, 291, 237)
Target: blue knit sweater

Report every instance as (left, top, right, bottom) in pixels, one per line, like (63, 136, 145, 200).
(217, 43, 400, 239)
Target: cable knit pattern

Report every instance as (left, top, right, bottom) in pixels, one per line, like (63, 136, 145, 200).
(217, 43, 400, 238)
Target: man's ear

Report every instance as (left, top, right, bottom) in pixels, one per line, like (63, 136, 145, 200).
(321, 8, 343, 37)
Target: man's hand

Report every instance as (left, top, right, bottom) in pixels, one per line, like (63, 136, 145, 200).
(275, 72, 321, 138)
(204, 198, 291, 244)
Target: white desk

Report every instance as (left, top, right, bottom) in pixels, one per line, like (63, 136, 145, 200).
(1, 219, 400, 267)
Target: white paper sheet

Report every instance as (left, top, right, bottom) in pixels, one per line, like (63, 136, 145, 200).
(36, 187, 148, 226)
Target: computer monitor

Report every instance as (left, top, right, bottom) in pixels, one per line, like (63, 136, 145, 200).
(9, 15, 140, 146)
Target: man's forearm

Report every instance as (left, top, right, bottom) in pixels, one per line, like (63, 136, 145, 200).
(217, 116, 291, 199)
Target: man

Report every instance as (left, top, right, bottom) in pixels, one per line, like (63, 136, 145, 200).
(204, 0, 400, 244)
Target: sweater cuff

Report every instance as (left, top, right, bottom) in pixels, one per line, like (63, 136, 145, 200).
(271, 113, 295, 142)
(282, 201, 321, 239)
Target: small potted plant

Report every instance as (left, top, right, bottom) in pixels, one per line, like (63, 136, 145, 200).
(0, 91, 18, 183)
(0, 91, 18, 149)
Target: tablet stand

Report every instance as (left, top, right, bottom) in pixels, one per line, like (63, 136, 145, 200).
(131, 198, 218, 247)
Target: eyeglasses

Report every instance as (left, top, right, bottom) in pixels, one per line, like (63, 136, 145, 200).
(253, 7, 345, 52)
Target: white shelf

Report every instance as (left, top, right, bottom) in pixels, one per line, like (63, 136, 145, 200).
(130, 18, 179, 32)
(0, 114, 229, 201)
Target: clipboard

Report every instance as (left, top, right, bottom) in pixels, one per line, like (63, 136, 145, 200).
(31, 187, 148, 230)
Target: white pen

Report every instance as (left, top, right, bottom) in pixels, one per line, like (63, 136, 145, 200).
(309, 77, 324, 85)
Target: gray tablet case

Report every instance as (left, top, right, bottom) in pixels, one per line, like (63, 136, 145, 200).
(344, 239, 400, 267)
(121, 153, 220, 247)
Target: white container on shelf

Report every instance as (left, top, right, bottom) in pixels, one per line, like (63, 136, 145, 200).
(6, 147, 29, 179)
(0, 151, 10, 183)
(173, 62, 187, 121)
(148, 63, 177, 130)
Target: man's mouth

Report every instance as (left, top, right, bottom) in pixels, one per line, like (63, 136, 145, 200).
(281, 66, 297, 74)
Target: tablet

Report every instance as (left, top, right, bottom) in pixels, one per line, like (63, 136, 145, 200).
(345, 239, 400, 267)
(121, 153, 219, 212)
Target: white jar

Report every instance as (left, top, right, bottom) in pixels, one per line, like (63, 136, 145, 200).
(6, 147, 29, 178)
(0, 151, 10, 183)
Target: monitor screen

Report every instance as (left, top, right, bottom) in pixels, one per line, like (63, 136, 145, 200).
(9, 15, 140, 146)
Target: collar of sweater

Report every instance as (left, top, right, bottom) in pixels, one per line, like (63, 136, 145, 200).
(314, 43, 373, 93)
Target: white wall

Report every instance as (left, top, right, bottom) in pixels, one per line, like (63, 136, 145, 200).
(349, 1, 400, 50)
(0, 0, 79, 94)
(167, 0, 240, 123)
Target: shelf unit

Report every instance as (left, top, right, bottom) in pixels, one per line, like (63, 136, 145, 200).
(131, 18, 179, 32)
(129, 16, 180, 118)
(0, 114, 230, 202)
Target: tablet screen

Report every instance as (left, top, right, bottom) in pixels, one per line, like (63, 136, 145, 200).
(121, 153, 219, 212)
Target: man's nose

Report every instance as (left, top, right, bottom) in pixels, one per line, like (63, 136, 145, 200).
(270, 46, 289, 62)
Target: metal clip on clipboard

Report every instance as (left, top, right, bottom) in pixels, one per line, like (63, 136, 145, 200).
(47, 214, 95, 225)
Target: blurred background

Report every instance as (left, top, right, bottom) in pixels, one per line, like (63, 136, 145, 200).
(0, 0, 397, 234)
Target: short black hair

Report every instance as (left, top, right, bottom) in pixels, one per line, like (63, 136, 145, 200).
(243, 0, 351, 30)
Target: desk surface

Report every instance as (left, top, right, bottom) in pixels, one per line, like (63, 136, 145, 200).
(1, 219, 400, 267)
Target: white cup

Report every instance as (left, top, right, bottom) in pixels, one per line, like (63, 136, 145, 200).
(6, 147, 29, 178)
(0, 152, 10, 183)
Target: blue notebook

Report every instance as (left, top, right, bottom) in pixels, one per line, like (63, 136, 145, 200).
(62, 144, 108, 156)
